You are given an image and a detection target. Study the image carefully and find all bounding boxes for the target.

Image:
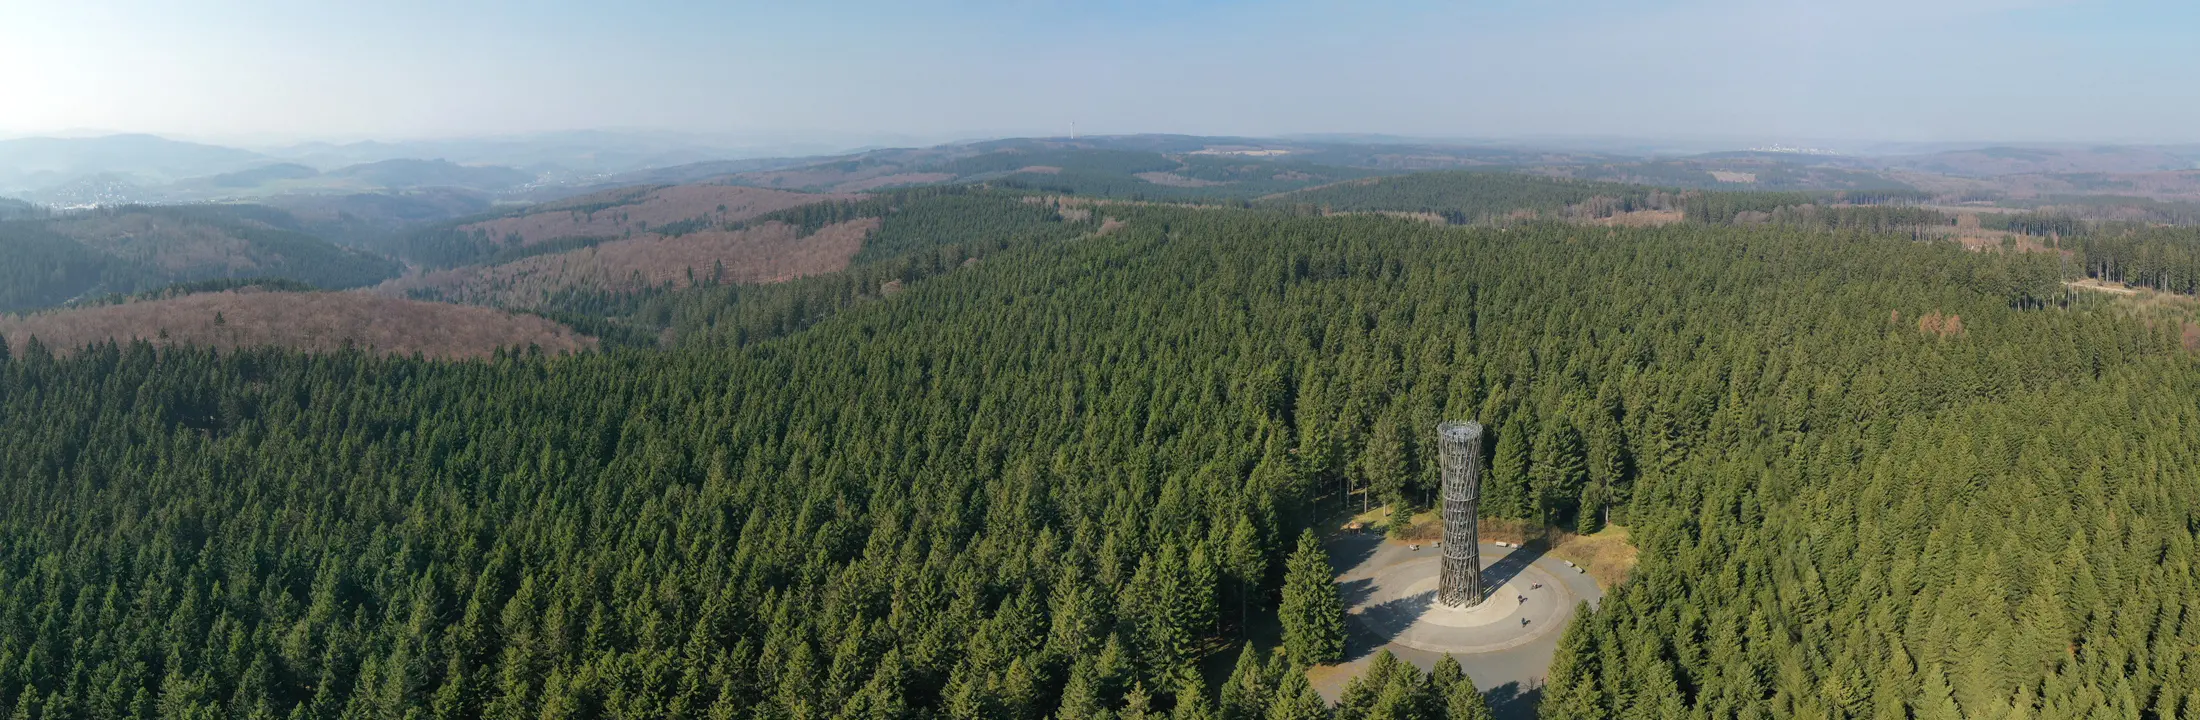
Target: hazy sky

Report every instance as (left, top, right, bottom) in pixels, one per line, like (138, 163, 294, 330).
(3, 0, 2195, 144)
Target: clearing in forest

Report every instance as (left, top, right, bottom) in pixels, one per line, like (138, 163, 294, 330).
(0, 289, 594, 359)
(378, 218, 880, 307)
(460, 185, 860, 248)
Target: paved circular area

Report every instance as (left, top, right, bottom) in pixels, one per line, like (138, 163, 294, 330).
(1310, 537, 1605, 713)
(1347, 553, 1575, 654)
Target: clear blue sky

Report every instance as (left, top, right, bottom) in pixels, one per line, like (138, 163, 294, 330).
(3, 0, 2194, 144)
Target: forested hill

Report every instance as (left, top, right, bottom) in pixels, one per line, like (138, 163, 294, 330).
(1258, 171, 1956, 230)
(1260, 172, 1679, 222)
(0, 197, 2196, 720)
(0, 197, 38, 221)
(0, 204, 400, 313)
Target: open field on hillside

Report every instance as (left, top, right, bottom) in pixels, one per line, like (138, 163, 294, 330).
(0, 289, 593, 358)
(380, 218, 879, 307)
(2067, 278, 2142, 295)
(1133, 171, 1226, 187)
(734, 166, 920, 192)
(461, 185, 858, 247)
(1589, 209, 1685, 226)
(831, 172, 955, 193)
(1899, 169, 2200, 201)
(1880, 146, 2193, 176)
(47, 212, 262, 273)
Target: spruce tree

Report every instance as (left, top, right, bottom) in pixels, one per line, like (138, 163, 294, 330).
(1223, 516, 1266, 634)
(1363, 671, 1422, 720)
(1428, 656, 1464, 698)
(1172, 667, 1216, 720)
(1267, 669, 1332, 720)
(1122, 683, 1157, 720)
(1488, 417, 1531, 518)
(1443, 679, 1491, 720)
(1279, 530, 1346, 666)
(1360, 413, 1411, 513)
(1057, 660, 1108, 720)
(1540, 604, 1604, 720)
(1429, 657, 1488, 720)
(1529, 418, 1586, 526)
(1219, 644, 1270, 720)
(1337, 650, 1403, 719)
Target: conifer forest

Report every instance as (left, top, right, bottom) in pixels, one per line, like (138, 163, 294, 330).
(3, 186, 2200, 720)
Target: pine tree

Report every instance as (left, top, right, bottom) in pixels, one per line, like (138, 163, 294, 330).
(1124, 550, 1195, 676)
(1220, 644, 1271, 720)
(1914, 665, 1963, 720)
(842, 649, 908, 720)
(1172, 666, 1216, 720)
(1529, 417, 1586, 527)
(1443, 679, 1491, 720)
(1184, 545, 1221, 651)
(1001, 658, 1040, 719)
(1428, 656, 1464, 698)
(1579, 402, 1626, 532)
(1540, 604, 1604, 720)
(1058, 660, 1108, 720)
(1429, 657, 1488, 720)
(1047, 563, 1107, 666)
(1488, 417, 1531, 518)
(1337, 650, 1404, 719)
(1123, 683, 1157, 720)
(1279, 530, 1346, 666)
(1364, 670, 1424, 720)
(1361, 413, 1411, 513)
(1223, 516, 1267, 634)
(1267, 669, 1332, 720)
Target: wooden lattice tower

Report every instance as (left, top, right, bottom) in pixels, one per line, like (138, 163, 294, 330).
(1437, 421, 1485, 607)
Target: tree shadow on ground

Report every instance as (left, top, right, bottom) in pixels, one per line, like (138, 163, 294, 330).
(1486, 682, 1543, 720)
(1323, 528, 1383, 577)
(1337, 576, 1377, 611)
(1337, 542, 1557, 663)
(1480, 542, 1547, 594)
(1343, 588, 1436, 661)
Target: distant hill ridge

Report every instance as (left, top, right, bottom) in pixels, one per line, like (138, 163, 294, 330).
(324, 158, 534, 190)
(0, 288, 592, 359)
(398, 184, 857, 268)
(0, 204, 400, 313)
(0, 134, 269, 191)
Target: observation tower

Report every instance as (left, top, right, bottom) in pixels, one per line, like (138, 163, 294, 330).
(1436, 421, 1485, 607)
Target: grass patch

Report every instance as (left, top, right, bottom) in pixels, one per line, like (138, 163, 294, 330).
(1341, 505, 1443, 542)
(1473, 517, 1540, 546)
(1548, 525, 1640, 589)
(1347, 506, 1640, 588)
